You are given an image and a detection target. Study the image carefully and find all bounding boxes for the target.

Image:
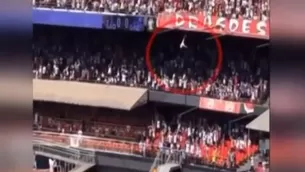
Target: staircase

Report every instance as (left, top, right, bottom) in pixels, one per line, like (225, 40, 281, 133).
(69, 164, 95, 172)
(149, 149, 184, 172)
(33, 140, 96, 172)
(149, 151, 162, 172)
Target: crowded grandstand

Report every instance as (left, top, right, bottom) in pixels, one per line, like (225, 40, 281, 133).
(32, 0, 270, 172)
(33, 0, 270, 21)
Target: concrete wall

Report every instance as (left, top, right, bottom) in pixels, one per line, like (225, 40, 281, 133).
(95, 152, 235, 172)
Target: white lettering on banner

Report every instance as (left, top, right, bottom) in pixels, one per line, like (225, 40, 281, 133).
(189, 15, 198, 29)
(215, 17, 225, 29)
(257, 21, 267, 35)
(229, 19, 239, 32)
(242, 19, 251, 33)
(173, 13, 268, 36)
(176, 14, 184, 27)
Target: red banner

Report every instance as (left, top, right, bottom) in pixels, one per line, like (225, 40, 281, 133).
(157, 12, 269, 39)
(199, 97, 241, 114)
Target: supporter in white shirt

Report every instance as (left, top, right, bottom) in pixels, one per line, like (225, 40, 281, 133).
(139, 141, 144, 152)
(250, 156, 254, 169)
(235, 138, 245, 150)
(202, 130, 207, 143)
(192, 128, 195, 135)
(182, 77, 187, 89)
(178, 77, 183, 88)
(77, 129, 82, 136)
(198, 131, 202, 138)
(247, 138, 252, 147)
(185, 143, 190, 154)
(148, 127, 153, 137)
(240, 139, 246, 150)
(168, 133, 173, 143)
(157, 120, 160, 129)
(147, 72, 151, 84)
(177, 123, 181, 131)
(34, 113, 39, 126)
(169, 74, 175, 87)
(196, 146, 202, 158)
(179, 135, 184, 142)
(190, 144, 195, 155)
(152, 128, 155, 138)
(152, 77, 157, 89)
(159, 141, 163, 150)
(262, 160, 267, 171)
(170, 143, 174, 154)
(162, 121, 167, 131)
(187, 127, 191, 137)
(234, 139, 239, 149)
(48, 159, 55, 172)
(107, 65, 112, 75)
(161, 134, 165, 143)
(207, 132, 213, 145)
(122, 72, 126, 84)
(177, 143, 180, 150)
(142, 141, 146, 155)
(173, 133, 177, 144)
(213, 129, 218, 144)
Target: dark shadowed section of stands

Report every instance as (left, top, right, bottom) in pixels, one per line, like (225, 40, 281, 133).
(33, 79, 148, 110)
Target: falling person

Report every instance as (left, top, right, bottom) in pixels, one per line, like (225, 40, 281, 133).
(180, 35, 187, 49)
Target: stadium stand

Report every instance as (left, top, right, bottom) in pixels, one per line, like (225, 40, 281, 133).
(33, 101, 267, 170)
(33, 25, 269, 104)
(32, 0, 270, 170)
(32, 0, 270, 21)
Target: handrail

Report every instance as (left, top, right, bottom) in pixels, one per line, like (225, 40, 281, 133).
(33, 130, 141, 156)
(34, 130, 138, 144)
(33, 141, 96, 164)
(41, 116, 146, 130)
(33, 139, 95, 158)
(37, 126, 138, 142)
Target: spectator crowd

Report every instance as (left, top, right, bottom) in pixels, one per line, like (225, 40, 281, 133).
(33, 0, 269, 21)
(33, 25, 269, 104)
(33, 102, 266, 169)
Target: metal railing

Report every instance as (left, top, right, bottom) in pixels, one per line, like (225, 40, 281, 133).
(33, 131, 147, 157)
(149, 151, 161, 172)
(33, 140, 96, 164)
(33, 131, 256, 169)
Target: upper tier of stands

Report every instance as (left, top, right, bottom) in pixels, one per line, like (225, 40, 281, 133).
(33, 0, 270, 21)
(33, 26, 269, 104)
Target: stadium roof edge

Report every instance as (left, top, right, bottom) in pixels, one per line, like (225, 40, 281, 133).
(33, 79, 148, 110)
